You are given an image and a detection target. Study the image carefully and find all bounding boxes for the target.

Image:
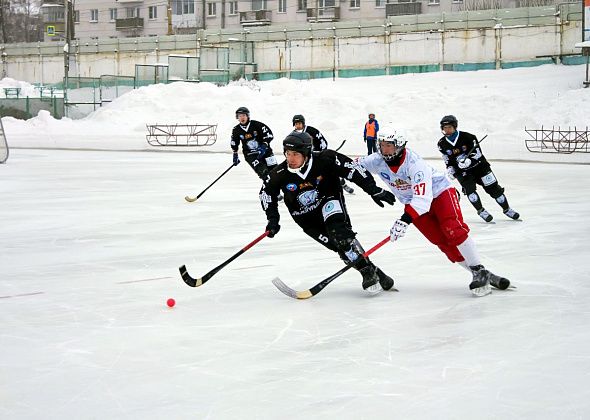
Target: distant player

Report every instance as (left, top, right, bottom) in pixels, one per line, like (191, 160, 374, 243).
(260, 131, 397, 293)
(231, 106, 277, 180)
(292, 114, 354, 195)
(438, 115, 520, 223)
(358, 126, 511, 296)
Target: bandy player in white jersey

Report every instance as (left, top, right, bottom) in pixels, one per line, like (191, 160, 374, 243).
(357, 126, 511, 297)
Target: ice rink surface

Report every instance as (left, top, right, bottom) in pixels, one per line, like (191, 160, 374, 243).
(1, 149, 589, 419)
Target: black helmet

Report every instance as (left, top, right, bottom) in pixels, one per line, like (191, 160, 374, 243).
(440, 115, 458, 129)
(283, 131, 312, 157)
(292, 114, 305, 126)
(235, 106, 250, 118)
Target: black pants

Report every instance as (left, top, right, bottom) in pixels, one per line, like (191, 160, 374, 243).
(245, 150, 277, 180)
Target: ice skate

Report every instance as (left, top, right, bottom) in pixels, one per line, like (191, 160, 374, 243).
(503, 208, 520, 220)
(477, 208, 493, 223)
(468, 265, 492, 297)
(360, 264, 382, 294)
(375, 267, 395, 291)
(488, 271, 511, 290)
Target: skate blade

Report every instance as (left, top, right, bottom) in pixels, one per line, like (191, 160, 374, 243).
(363, 283, 383, 295)
(471, 284, 492, 297)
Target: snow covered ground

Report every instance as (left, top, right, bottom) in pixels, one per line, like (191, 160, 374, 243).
(1, 65, 590, 419)
(2, 64, 589, 162)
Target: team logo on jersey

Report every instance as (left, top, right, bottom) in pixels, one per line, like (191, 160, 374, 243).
(298, 190, 318, 207)
(393, 178, 411, 190)
(446, 150, 452, 155)
(247, 140, 259, 150)
(286, 183, 297, 191)
(380, 172, 391, 180)
(453, 148, 460, 155)
(414, 171, 424, 184)
(244, 133, 252, 139)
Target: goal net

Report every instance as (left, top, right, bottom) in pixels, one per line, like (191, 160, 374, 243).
(0, 118, 8, 163)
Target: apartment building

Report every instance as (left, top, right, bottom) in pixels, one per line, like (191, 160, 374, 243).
(41, 0, 529, 42)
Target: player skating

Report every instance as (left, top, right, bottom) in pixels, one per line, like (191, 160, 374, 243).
(438, 115, 520, 222)
(260, 131, 396, 293)
(358, 126, 511, 296)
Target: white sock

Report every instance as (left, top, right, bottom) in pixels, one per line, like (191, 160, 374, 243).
(456, 236, 481, 267)
(458, 261, 471, 272)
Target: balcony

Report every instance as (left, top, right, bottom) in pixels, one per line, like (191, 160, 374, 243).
(239, 10, 271, 26)
(306, 6, 340, 22)
(41, 4, 65, 24)
(116, 17, 144, 30)
(385, 2, 422, 16)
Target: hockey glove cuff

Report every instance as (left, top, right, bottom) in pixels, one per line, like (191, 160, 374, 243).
(233, 152, 240, 166)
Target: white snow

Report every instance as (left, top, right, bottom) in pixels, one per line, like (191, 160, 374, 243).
(1, 65, 590, 419)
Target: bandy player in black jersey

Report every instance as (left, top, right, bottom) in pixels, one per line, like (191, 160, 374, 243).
(260, 131, 396, 294)
(437, 115, 520, 223)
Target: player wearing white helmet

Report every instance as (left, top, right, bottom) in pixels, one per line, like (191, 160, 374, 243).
(357, 126, 512, 297)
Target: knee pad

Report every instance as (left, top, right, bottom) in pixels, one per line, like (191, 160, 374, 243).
(480, 172, 497, 187)
(468, 192, 480, 203)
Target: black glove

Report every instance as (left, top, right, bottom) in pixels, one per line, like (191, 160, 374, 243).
(257, 143, 268, 160)
(369, 187, 396, 207)
(233, 152, 240, 166)
(266, 219, 280, 238)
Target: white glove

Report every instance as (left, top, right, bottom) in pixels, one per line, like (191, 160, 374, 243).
(447, 166, 456, 179)
(390, 219, 409, 242)
(457, 158, 471, 170)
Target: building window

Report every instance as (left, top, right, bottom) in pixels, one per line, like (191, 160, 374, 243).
(90, 9, 98, 22)
(109, 8, 117, 21)
(428, 0, 440, 4)
(229, 1, 238, 14)
(183, 0, 195, 14)
(126, 7, 140, 18)
(375, 0, 384, 6)
(207, 2, 216, 16)
(149, 6, 158, 19)
(452, 0, 463, 3)
(74, 10, 80, 23)
(278, 0, 286, 12)
(297, 0, 307, 10)
(349, 0, 359, 7)
(252, 0, 267, 11)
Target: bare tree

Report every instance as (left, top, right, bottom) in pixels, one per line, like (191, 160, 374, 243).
(0, 0, 43, 43)
(0, 0, 8, 43)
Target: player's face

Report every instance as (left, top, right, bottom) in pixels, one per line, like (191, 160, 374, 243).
(285, 150, 305, 169)
(441, 124, 455, 136)
(294, 122, 304, 131)
(237, 113, 249, 124)
(380, 141, 397, 155)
